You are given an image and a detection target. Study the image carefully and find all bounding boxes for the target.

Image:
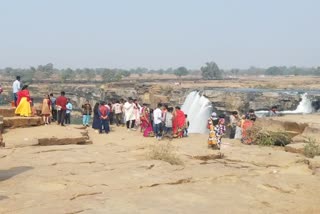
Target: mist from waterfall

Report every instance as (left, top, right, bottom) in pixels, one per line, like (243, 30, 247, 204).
(181, 91, 213, 134)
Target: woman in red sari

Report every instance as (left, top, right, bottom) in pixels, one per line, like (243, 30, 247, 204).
(140, 105, 153, 137)
(15, 85, 32, 117)
(173, 106, 186, 138)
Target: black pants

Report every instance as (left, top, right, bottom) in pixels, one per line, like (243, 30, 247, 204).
(52, 109, 57, 121)
(65, 113, 71, 124)
(109, 112, 114, 125)
(58, 110, 66, 125)
(126, 120, 135, 129)
(229, 126, 236, 139)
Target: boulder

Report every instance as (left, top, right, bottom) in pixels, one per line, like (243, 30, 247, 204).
(309, 156, 320, 171)
(38, 137, 92, 146)
(0, 108, 15, 117)
(3, 117, 44, 128)
(292, 135, 306, 144)
(284, 143, 306, 155)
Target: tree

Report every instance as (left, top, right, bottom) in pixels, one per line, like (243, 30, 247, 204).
(119, 70, 131, 77)
(230, 69, 240, 77)
(60, 68, 74, 83)
(101, 69, 122, 82)
(84, 68, 96, 81)
(174, 66, 189, 77)
(265, 66, 284, 76)
(201, 62, 223, 79)
(315, 67, 320, 76)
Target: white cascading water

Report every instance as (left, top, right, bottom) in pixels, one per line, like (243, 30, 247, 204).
(255, 93, 313, 117)
(181, 91, 213, 134)
(283, 93, 313, 114)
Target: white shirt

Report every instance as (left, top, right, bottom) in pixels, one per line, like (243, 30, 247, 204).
(113, 103, 122, 114)
(66, 103, 73, 114)
(124, 102, 135, 121)
(153, 108, 162, 125)
(13, 80, 20, 93)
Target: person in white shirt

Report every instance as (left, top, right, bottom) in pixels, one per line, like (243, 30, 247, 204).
(65, 99, 73, 124)
(153, 103, 163, 140)
(112, 100, 123, 126)
(12, 76, 21, 107)
(124, 98, 136, 130)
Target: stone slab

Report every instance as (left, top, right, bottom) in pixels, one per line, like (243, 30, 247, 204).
(0, 108, 16, 117)
(38, 137, 92, 146)
(3, 117, 44, 128)
(284, 143, 306, 155)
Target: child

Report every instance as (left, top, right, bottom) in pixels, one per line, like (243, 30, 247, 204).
(184, 114, 190, 137)
(214, 118, 226, 150)
(164, 107, 173, 138)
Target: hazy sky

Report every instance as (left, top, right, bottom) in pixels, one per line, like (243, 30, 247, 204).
(0, 0, 319, 69)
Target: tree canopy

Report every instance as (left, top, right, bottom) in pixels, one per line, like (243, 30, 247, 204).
(201, 62, 223, 79)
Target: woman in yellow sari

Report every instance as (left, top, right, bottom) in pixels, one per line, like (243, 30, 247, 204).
(15, 85, 32, 117)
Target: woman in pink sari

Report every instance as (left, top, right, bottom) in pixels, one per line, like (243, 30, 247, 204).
(173, 106, 186, 138)
(141, 106, 153, 137)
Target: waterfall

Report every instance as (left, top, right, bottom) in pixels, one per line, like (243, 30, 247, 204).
(291, 93, 313, 113)
(181, 91, 213, 134)
(256, 93, 313, 117)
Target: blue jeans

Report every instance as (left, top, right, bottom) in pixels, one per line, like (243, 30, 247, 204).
(13, 93, 18, 107)
(100, 119, 110, 133)
(154, 123, 162, 137)
(83, 115, 91, 125)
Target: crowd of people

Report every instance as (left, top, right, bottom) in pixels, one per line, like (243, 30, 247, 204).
(11, 75, 281, 148)
(11, 76, 190, 139)
(207, 109, 258, 150)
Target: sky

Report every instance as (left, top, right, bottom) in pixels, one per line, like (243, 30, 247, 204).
(0, 0, 319, 70)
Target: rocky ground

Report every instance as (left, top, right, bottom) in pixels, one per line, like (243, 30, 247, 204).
(1, 123, 320, 214)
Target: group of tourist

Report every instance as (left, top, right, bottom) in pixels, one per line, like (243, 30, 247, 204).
(207, 109, 258, 150)
(11, 75, 281, 147)
(90, 98, 190, 139)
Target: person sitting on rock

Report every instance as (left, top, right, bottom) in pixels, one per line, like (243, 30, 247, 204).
(268, 106, 278, 117)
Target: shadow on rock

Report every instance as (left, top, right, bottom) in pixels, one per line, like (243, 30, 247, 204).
(0, 166, 33, 182)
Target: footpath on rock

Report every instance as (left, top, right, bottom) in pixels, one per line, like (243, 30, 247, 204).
(0, 110, 320, 213)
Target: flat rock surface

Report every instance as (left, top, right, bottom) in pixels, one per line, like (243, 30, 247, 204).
(3, 117, 44, 128)
(2, 125, 86, 148)
(0, 125, 319, 213)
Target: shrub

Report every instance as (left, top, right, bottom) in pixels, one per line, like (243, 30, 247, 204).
(247, 126, 292, 146)
(148, 143, 183, 165)
(304, 138, 320, 158)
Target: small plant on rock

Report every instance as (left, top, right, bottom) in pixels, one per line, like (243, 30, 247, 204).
(304, 138, 320, 158)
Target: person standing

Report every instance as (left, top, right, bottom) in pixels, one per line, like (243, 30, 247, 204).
(82, 100, 92, 127)
(65, 99, 72, 124)
(112, 100, 123, 126)
(92, 102, 101, 130)
(124, 98, 136, 131)
(99, 101, 110, 134)
(12, 76, 21, 107)
(56, 91, 67, 126)
(164, 107, 173, 138)
(15, 85, 31, 117)
(41, 94, 51, 125)
(229, 111, 239, 139)
(50, 93, 57, 122)
(153, 103, 163, 140)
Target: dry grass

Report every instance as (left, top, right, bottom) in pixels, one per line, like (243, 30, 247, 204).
(304, 138, 320, 158)
(147, 143, 184, 165)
